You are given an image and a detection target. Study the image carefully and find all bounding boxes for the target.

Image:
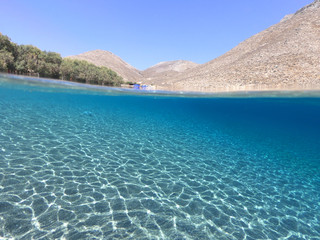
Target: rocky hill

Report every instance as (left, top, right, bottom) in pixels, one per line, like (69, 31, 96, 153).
(67, 50, 198, 85)
(160, 0, 320, 92)
(67, 50, 143, 82)
(142, 60, 199, 85)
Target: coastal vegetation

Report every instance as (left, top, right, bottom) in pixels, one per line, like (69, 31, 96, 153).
(0, 33, 123, 86)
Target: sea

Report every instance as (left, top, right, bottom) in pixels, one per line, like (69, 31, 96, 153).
(0, 74, 319, 239)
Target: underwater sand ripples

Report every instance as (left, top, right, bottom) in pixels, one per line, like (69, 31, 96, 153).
(0, 86, 320, 239)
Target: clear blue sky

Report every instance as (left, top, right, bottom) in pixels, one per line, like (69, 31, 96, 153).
(0, 0, 313, 70)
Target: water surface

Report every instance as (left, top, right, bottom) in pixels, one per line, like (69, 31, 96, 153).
(0, 75, 320, 239)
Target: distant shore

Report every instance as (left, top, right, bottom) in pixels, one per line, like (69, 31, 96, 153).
(2, 73, 320, 97)
(153, 82, 320, 95)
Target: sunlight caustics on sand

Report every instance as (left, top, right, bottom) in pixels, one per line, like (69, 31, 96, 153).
(0, 76, 319, 239)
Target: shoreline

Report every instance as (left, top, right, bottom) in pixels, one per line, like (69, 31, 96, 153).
(154, 82, 320, 94)
(1, 73, 320, 97)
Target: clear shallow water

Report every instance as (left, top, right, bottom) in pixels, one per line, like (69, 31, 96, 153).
(0, 76, 320, 239)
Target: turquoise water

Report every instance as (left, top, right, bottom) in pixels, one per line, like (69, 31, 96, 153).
(0, 75, 320, 239)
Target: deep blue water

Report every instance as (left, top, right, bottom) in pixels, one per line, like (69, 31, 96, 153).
(0, 75, 320, 239)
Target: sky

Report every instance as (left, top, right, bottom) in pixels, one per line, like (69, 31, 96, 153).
(0, 0, 314, 70)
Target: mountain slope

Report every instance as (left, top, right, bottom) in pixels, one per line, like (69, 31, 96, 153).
(142, 60, 199, 84)
(164, 0, 320, 92)
(67, 50, 143, 82)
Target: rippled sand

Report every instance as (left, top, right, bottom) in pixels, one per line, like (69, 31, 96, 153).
(0, 76, 320, 239)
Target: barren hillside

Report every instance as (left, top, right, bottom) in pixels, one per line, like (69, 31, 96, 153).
(142, 60, 199, 84)
(65, 1, 320, 92)
(161, 0, 320, 92)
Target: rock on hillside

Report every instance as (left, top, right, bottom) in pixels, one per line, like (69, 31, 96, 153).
(163, 0, 320, 92)
(67, 50, 143, 82)
(142, 60, 199, 84)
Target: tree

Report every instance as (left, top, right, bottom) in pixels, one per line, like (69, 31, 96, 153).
(0, 33, 17, 72)
(0, 50, 14, 72)
(60, 58, 123, 86)
(0, 33, 16, 54)
(38, 51, 62, 78)
(60, 58, 76, 81)
(15, 45, 42, 75)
